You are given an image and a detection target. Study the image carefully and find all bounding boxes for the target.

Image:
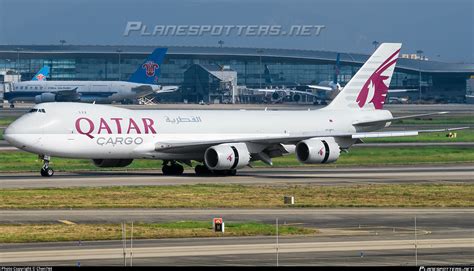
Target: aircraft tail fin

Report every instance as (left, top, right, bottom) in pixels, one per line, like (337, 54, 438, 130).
(327, 43, 401, 110)
(128, 48, 168, 84)
(31, 66, 50, 81)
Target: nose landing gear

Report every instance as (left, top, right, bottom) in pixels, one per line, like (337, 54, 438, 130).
(40, 155, 54, 177)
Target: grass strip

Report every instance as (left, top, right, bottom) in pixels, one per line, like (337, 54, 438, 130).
(0, 221, 317, 243)
(1, 184, 473, 209)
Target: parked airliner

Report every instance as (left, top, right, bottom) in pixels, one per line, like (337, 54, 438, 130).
(4, 48, 178, 108)
(257, 52, 415, 104)
(4, 43, 464, 177)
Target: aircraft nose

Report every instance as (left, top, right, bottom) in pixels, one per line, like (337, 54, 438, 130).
(4, 120, 22, 147)
(3, 118, 39, 149)
(3, 125, 12, 143)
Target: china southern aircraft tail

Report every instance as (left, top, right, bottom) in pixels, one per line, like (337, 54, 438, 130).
(128, 48, 168, 85)
(328, 43, 401, 110)
(31, 66, 50, 81)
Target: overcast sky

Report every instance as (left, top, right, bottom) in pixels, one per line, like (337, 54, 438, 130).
(0, 0, 472, 62)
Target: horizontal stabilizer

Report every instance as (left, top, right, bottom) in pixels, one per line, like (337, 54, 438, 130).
(353, 112, 449, 126)
(352, 127, 470, 139)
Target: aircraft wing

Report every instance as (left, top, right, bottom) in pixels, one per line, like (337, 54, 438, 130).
(252, 88, 282, 93)
(133, 85, 179, 97)
(153, 126, 469, 153)
(157, 86, 179, 93)
(253, 88, 318, 97)
(51, 88, 82, 101)
(131, 85, 156, 97)
(289, 90, 319, 97)
(55, 88, 117, 101)
(306, 85, 333, 91)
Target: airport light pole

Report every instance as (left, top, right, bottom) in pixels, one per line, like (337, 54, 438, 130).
(276, 218, 279, 267)
(59, 40, 66, 46)
(415, 216, 418, 266)
(416, 50, 424, 103)
(130, 221, 134, 266)
(16, 48, 21, 74)
(117, 49, 123, 81)
(257, 49, 264, 88)
(122, 222, 127, 266)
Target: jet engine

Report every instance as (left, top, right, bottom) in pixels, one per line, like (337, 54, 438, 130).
(292, 93, 301, 102)
(92, 159, 133, 168)
(204, 143, 251, 170)
(295, 138, 340, 164)
(34, 93, 56, 104)
(271, 92, 281, 100)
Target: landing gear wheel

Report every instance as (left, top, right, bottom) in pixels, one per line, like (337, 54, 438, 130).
(162, 164, 172, 175)
(40, 155, 54, 177)
(195, 164, 211, 176)
(173, 163, 184, 175)
(210, 169, 237, 176)
(40, 167, 54, 177)
(9, 104, 15, 109)
(162, 161, 184, 176)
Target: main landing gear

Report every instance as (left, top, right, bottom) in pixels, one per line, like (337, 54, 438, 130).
(161, 161, 238, 176)
(162, 161, 184, 176)
(40, 155, 54, 177)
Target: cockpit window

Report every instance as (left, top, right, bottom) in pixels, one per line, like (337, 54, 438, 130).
(28, 109, 46, 113)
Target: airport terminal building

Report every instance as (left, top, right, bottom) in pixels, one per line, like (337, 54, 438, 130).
(0, 45, 473, 103)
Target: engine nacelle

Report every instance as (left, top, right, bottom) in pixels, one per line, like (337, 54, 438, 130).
(292, 93, 301, 102)
(296, 138, 340, 164)
(92, 159, 133, 168)
(271, 92, 281, 100)
(34, 93, 56, 104)
(204, 143, 251, 170)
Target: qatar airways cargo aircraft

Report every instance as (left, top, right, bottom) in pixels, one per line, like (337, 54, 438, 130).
(4, 43, 465, 177)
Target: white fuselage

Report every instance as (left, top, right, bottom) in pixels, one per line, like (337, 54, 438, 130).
(7, 81, 160, 103)
(4, 103, 392, 160)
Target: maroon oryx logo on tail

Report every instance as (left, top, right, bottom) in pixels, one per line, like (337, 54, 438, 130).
(142, 61, 159, 77)
(356, 49, 400, 109)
